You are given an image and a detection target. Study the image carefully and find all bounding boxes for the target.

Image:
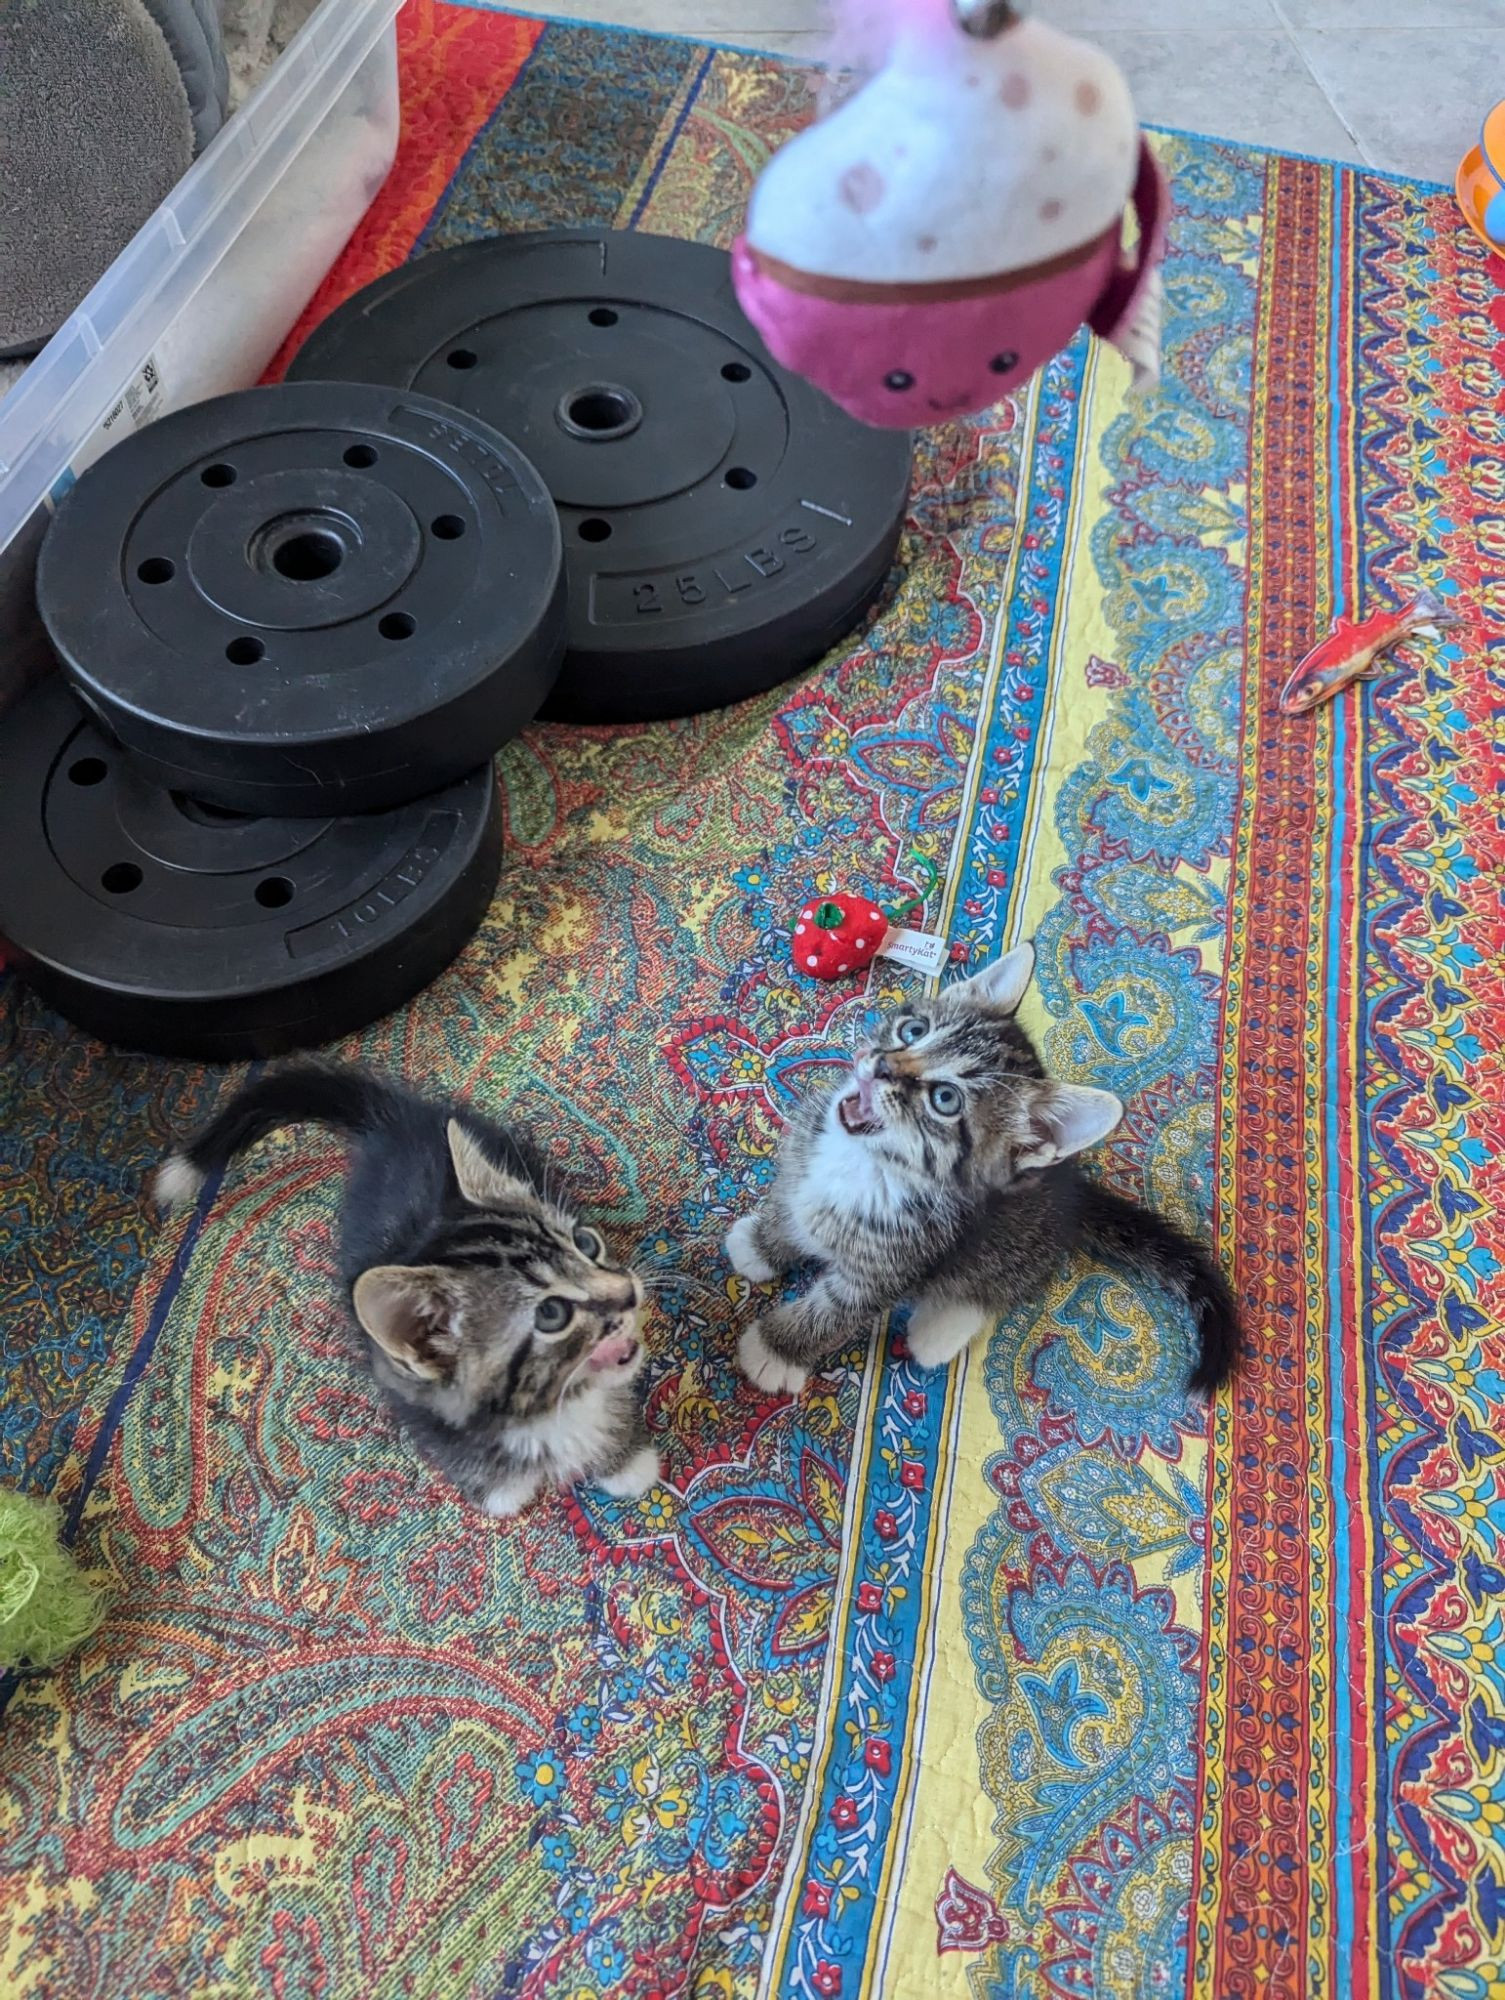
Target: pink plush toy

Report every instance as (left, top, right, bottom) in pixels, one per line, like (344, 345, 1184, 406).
(732, 0, 1165, 428)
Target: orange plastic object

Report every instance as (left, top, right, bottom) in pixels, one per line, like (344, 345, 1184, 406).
(1457, 144, 1500, 254)
(1459, 101, 1505, 253)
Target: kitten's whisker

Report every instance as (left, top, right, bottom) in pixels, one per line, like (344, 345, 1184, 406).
(639, 1272, 721, 1303)
(555, 1351, 593, 1410)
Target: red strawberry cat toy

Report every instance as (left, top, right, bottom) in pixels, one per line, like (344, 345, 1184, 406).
(793, 894, 891, 980)
(789, 858, 940, 980)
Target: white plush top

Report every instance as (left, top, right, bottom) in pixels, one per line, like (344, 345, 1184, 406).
(746, 14, 1139, 284)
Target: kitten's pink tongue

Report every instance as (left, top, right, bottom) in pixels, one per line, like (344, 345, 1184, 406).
(589, 1332, 640, 1373)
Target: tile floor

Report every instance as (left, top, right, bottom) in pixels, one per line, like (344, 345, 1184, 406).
(520, 0, 1491, 183)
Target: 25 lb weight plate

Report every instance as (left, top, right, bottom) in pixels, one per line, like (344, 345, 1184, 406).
(37, 383, 564, 815)
(0, 678, 502, 1060)
(289, 231, 913, 725)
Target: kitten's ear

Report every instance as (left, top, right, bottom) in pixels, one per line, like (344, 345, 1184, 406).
(1015, 1082, 1123, 1173)
(447, 1120, 535, 1209)
(353, 1265, 461, 1380)
(953, 940, 1035, 1016)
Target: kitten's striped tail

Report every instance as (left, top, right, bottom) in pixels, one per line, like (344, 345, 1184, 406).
(1077, 1182, 1242, 1395)
(155, 1063, 400, 1210)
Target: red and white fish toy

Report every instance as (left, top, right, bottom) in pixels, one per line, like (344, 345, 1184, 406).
(1279, 588, 1459, 716)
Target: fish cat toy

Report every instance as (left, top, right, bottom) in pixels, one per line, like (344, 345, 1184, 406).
(1279, 588, 1459, 715)
(732, 0, 1166, 428)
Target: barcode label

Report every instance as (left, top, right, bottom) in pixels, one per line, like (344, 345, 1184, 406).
(64, 351, 166, 494)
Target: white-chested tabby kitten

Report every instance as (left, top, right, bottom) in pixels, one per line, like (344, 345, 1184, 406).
(727, 943, 1238, 1395)
(156, 1064, 659, 1515)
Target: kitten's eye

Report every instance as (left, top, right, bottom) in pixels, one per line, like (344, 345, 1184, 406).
(572, 1225, 604, 1262)
(534, 1297, 573, 1336)
(895, 1016, 928, 1046)
(989, 350, 1019, 375)
(928, 1082, 964, 1117)
(884, 369, 914, 392)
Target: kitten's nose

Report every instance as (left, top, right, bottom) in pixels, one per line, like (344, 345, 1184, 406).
(872, 1054, 895, 1082)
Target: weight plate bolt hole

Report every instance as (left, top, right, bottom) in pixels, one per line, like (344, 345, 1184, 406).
(226, 636, 265, 665)
(578, 519, 612, 543)
(725, 467, 757, 489)
(137, 557, 175, 584)
(431, 515, 465, 540)
(201, 463, 236, 487)
(69, 758, 107, 785)
(102, 862, 142, 894)
(343, 445, 378, 469)
(255, 877, 294, 908)
(379, 613, 416, 641)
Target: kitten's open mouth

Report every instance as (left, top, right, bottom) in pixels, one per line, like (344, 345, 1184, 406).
(588, 1332, 641, 1375)
(838, 1086, 882, 1138)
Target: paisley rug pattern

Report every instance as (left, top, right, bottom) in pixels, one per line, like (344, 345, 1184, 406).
(1, 11, 1499, 2000)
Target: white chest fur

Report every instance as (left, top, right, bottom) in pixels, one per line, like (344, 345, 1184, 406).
(797, 1126, 912, 1255)
(514, 1380, 627, 1485)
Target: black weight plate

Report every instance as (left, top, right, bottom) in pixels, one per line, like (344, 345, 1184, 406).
(37, 382, 565, 815)
(288, 230, 913, 725)
(0, 678, 502, 1061)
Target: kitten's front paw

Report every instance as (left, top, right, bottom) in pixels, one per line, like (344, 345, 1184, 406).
(738, 1323, 809, 1397)
(906, 1302, 986, 1372)
(596, 1444, 662, 1500)
(481, 1474, 540, 1518)
(725, 1215, 775, 1284)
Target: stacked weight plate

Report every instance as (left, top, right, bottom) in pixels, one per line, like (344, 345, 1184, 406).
(1, 230, 911, 1060)
(291, 229, 913, 724)
(3, 382, 563, 1058)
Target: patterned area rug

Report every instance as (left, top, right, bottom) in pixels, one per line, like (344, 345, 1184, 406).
(1, 7, 1499, 1998)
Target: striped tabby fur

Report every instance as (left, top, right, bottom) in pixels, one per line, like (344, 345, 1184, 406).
(727, 942, 1239, 1396)
(156, 1064, 658, 1515)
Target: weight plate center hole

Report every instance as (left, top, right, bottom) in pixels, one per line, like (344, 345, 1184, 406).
(273, 530, 344, 582)
(251, 508, 361, 593)
(557, 383, 643, 444)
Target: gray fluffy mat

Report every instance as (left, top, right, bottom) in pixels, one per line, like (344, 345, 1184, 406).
(0, 0, 317, 380)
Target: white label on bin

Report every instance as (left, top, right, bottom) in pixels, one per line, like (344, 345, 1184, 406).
(62, 351, 165, 496)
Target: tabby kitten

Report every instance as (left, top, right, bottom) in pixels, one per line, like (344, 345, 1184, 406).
(726, 942, 1239, 1394)
(156, 1064, 659, 1515)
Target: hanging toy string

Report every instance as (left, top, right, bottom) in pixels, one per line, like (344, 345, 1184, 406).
(886, 852, 938, 926)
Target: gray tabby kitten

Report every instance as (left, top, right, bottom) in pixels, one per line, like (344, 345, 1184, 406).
(156, 1064, 659, 1515)
(726, 942, 1238, 1394)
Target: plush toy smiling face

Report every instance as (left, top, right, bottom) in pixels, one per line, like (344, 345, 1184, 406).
(733, 233, 1121, 427)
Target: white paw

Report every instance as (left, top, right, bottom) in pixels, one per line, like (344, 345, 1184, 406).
(154, 1153, 204, 1211)
(738, 1323, 809, 1396)
(725, 1215, 775, 1283)
(906, 1303, 986, 1372)
(481, 1477, 539, 1517)
(596, 1444, 662, 1500)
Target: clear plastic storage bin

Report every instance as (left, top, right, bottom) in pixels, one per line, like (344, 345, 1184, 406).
(0, 0, 403, 704)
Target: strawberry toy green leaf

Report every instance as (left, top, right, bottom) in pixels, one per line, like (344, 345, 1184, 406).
(791, 894, 889, 981)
